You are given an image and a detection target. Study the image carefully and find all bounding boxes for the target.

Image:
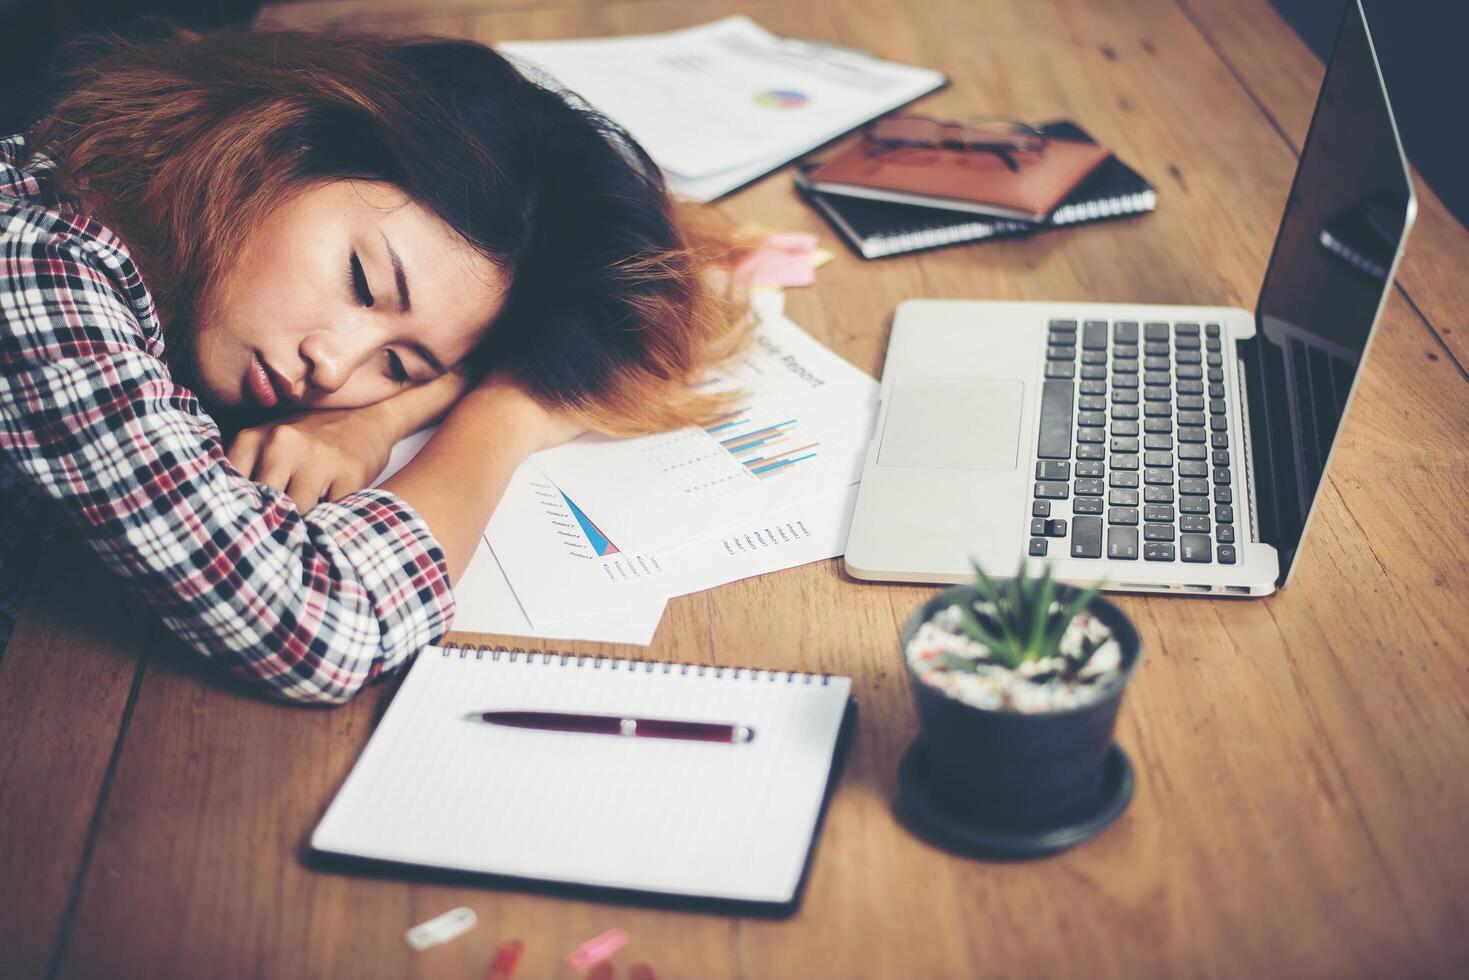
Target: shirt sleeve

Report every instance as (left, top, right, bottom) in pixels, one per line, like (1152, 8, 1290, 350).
(0, 230, 457, 704)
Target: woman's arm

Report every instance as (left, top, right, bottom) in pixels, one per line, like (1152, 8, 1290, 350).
(364, 365, 474, 436)
(1, 237, 466, 704)
(379, 374, 583, 583)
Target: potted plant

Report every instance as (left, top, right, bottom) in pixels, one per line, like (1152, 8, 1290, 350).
(897, 561, 1142, 857)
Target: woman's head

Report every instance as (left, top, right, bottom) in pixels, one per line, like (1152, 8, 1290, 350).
(31, 27, 748, 431)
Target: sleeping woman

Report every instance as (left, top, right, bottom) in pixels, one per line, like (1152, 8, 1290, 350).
(0, 27, 748, 701)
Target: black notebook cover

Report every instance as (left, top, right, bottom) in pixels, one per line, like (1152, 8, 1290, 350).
(797, 121, 1156, 259)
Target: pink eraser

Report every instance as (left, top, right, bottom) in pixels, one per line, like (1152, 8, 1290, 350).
(566, 928, 630, 970)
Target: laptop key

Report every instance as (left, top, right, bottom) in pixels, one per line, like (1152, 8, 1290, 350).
(1180, 534, 1212, 563)
(1112, 402, 1140, 420)
(1175, 335, 1201, 351)
(1035, 481, 1068, 500)
(1144, 504, 1175, 522)
(1144, 467, 1173, 485)
(1144, 356, 1170, 371)
(1145, 542, 1176, 561)
(1111, 453, 1139, 470)
(1048, 345, 1077, 361)
(1181, 514, 1211, 533)
(1144, 370, 1170, 386)
(1178, 395, 1204, 411)
(1046, 361, 1075, 379)
(1108, 507, 1139, 526)
(1036, 380, 1074, 459)
(1178, 427, 1206, 443)
(1114, 321, 1139, 343)
(1109, 489, 1140, 507)
(1217, 524, 1236, 544)
(1218, 544, 1237, 564)
(1214, 486, 1233, 504)
(1144, 417, 1172, 433)
(1213, 467, 1231, 484)
(1074, 497, 1103, 514)
(1077, 444, 1105, 460)
(1111, 437, 1140, 453)
(1205, 323, 1220, 337)
(1081, 365, 1106, 380)
(1179, 496, 1209, 514)
(1082, 321, 1108, 350)
(1078, 410, 1105, 427)
(1179, 460, 1208, 477)
(1044, 519, 1068, 537)
(1144, 322, 1169, 341)
(1036, 460, 1070, 480)
(1210, 415, 1228, 432)
(1074, 478, 1105, 496)
(1080, 380, 1106, 395)
(1144, 401, 1172, 417)
(1216, 505, 1234, 523)
(1078, 428, 1105, 444)
(1144, 451, 1173, 468)
(1031, 518, 1047, 536)
(1033, 500, 1051, 517)
(1107, 526, 1140, 559)
(1071, 516, 1104, 558)
(1029, 538, 1048, 557)
(1111, 420, 1140, 436)
(1143, 523, 1175, 541)
(1109, 471, 1140, 488)
(1079, 394, 1106, 411)
(1176, 350, 1202, 365)
(1080, 349, 1107, 365)
(1112, 373, 1139, 389)
(1144, 434, 1173, 450)
(1208, 367, 1224, 382)
(1115, 343, 1139, 359)
(1113, 358, 1139, 373)
(1144, 385, 1171, 402)
(1111, 388, 1139, 404)
(1178, 380, 1205, 395)
(1175, 322, 1200, 336)
(1206, 336, 1222, 352)
(1143, 486, 1175, 504)
(1209, 398, 1227, 415)
(1179, 478, 1209, 496)
(1076, 460, 1105, 478)
(1177, 365, 1202, 380)
(1144, 340, 1170, 356)
(1179, 443, 1206, 460)
(1211, 432, 1229, 448)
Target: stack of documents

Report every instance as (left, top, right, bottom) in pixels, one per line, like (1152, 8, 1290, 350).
(372, 296, 879, 645)
(498, 16, 946, 202)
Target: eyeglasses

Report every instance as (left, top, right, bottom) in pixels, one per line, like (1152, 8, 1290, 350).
(860, 116, 1048, 172)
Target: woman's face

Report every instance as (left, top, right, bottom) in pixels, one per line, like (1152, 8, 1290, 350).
(191, 180, 509, 412)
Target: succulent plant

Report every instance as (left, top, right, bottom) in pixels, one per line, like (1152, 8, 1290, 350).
(938, 561, 1105, 678)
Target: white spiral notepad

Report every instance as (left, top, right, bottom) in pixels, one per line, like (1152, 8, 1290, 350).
(312, 644, 854, 910)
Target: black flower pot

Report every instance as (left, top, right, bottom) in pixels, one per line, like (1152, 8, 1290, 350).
(897, 583, 1142, 857)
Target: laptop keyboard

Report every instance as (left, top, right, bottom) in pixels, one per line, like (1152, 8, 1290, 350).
(1028, 319, 1237, 565)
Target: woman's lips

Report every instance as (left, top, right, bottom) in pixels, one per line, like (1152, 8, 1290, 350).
(247, 353, 279, 408)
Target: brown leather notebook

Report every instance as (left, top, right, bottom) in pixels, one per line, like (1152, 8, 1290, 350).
(805, 136, 1112, 223)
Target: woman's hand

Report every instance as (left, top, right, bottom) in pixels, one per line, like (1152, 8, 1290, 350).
(225, 405, 399, 511)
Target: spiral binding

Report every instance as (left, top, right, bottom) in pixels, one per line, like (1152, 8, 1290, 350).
(435, 641, 831, 685)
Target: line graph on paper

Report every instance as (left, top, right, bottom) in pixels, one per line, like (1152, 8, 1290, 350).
(639, 405, 819, 503)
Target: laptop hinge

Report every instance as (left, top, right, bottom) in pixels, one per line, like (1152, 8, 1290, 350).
(1235, 352, 1262, 546)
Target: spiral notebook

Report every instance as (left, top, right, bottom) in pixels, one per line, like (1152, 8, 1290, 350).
(312, 644, 855, 913)
(798, 121, 1156, 258)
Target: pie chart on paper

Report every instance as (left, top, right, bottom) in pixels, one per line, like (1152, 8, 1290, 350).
(753, 89, 810, 109)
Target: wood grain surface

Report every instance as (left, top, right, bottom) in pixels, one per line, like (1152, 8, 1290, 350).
(3, 0, 1467, 977)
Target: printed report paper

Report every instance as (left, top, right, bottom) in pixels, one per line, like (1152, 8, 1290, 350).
(533, 310, 878, 555)
(498, 16, 945, 201)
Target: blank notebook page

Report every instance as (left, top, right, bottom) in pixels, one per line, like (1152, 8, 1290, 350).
(313, 647, 853, 905)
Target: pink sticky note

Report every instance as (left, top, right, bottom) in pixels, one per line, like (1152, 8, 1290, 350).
(566, 928, 630, 970)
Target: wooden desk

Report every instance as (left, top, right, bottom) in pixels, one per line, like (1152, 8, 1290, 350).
(3, 0, 1467, 976)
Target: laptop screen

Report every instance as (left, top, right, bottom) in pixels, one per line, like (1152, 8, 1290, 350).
(1241, 0, 1413, 587)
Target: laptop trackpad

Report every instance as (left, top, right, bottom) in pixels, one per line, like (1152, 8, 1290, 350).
(878, 379, 1023, 470)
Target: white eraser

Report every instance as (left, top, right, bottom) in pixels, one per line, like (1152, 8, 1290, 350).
(405, 906, 477, 951)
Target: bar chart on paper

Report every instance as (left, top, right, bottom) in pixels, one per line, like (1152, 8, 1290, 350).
(641, 407, 820, 503)
(536, 312, 879, 553)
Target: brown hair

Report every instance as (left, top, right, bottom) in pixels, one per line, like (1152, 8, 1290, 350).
(30, 27, 752, 434)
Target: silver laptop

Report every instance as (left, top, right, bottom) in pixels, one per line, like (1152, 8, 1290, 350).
(844, 0, 1414, 597)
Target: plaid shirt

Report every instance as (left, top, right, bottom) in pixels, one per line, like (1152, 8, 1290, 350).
(0, 132, 456, 702)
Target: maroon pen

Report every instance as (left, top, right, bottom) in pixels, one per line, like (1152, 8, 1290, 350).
(464, 710, 755, 744)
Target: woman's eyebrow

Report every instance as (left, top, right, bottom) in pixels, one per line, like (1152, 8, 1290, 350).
(380, 231, 412, 313)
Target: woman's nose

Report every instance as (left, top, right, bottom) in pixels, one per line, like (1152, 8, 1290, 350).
(299, 330, 369, 394)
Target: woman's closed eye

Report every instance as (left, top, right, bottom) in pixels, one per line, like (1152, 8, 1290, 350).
(386, 349, 410, 383)
(347, 251, 374, 307)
